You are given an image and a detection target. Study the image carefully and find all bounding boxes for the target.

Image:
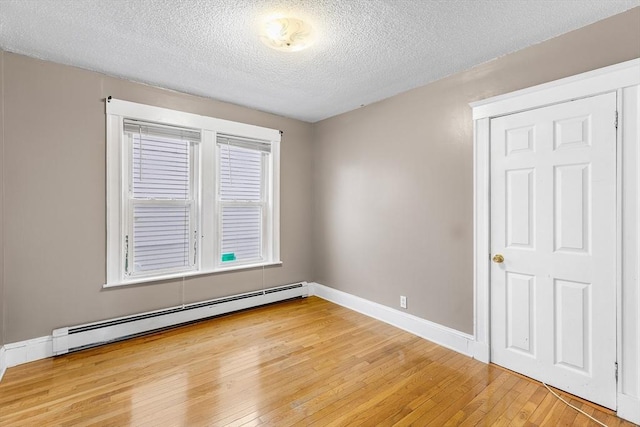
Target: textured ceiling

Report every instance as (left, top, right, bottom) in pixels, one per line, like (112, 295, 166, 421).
(0, 0, 637, 122)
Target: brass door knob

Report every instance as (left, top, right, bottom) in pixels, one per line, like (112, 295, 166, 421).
(492, 254, 504, 264)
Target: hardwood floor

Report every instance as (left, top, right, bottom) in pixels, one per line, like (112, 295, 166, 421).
(0, 296, 633, 426)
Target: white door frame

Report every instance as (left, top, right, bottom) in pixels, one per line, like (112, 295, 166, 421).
(470, 58, 640, 424)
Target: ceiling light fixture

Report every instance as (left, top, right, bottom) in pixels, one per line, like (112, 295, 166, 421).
(261, 18, 314, 52)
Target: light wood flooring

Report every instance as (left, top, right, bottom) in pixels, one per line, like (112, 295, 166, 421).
(0, 296, 634, 426)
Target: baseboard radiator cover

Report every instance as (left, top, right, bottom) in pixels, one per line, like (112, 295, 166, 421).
(52, 282, 308, 355)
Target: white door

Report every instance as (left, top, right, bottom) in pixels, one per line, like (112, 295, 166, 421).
(490, 92, 617, 409)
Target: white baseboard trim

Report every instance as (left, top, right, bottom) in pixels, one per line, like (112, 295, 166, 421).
(618, 393, 640, 425)
(0, 284, 637, 424)
(0, 346, 6, 381)
(0, 282, 308, 375)
(309, 283, 640, 425)
(4, 336, 53, 368)
(309, 282, 477, 358)
(470, 341, 490, 363)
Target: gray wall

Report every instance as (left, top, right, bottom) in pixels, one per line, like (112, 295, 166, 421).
(1, 52, 313, 342)
(312, 8, 640, 334)
(1, 8, 639, 344)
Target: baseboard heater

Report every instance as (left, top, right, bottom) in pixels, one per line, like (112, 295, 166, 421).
(52, 282, 308, 355)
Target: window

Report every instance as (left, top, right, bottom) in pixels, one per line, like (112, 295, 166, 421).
(106, 99, 281, 287)
(217, 136, 272, 266)
(123, 120, 199, 278)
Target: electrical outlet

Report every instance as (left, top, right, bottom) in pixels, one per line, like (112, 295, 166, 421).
(400, 295, 407, 309)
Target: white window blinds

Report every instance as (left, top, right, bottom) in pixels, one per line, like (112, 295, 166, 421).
(125, 119, 199, 275)
(217, 135, 270, 264)
(132, 205, 191, 272)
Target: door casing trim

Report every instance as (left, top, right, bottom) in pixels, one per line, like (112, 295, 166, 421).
(470, 59, 640, 421)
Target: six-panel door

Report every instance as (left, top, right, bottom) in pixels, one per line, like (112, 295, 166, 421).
(490, 92, 617, 409)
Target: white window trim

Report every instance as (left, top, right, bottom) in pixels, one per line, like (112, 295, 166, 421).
(106, 98, 281, 287)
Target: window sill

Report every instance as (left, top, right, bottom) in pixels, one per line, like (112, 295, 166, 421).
(103, 261, 283, 288)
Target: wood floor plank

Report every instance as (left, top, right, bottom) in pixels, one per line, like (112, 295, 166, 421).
(0, 297, 633, 426)
(492, 382, 539, 426)
(508, 386, 548, 426)
(379, 357, 487, 425)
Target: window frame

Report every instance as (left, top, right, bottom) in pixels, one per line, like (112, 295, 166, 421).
(105, 98, 281, 287)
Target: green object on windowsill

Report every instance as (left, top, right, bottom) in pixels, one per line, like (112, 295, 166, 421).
(221, 253, 236, 262)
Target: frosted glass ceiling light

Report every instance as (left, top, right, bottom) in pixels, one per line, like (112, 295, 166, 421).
(261, 18, 314, 52)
